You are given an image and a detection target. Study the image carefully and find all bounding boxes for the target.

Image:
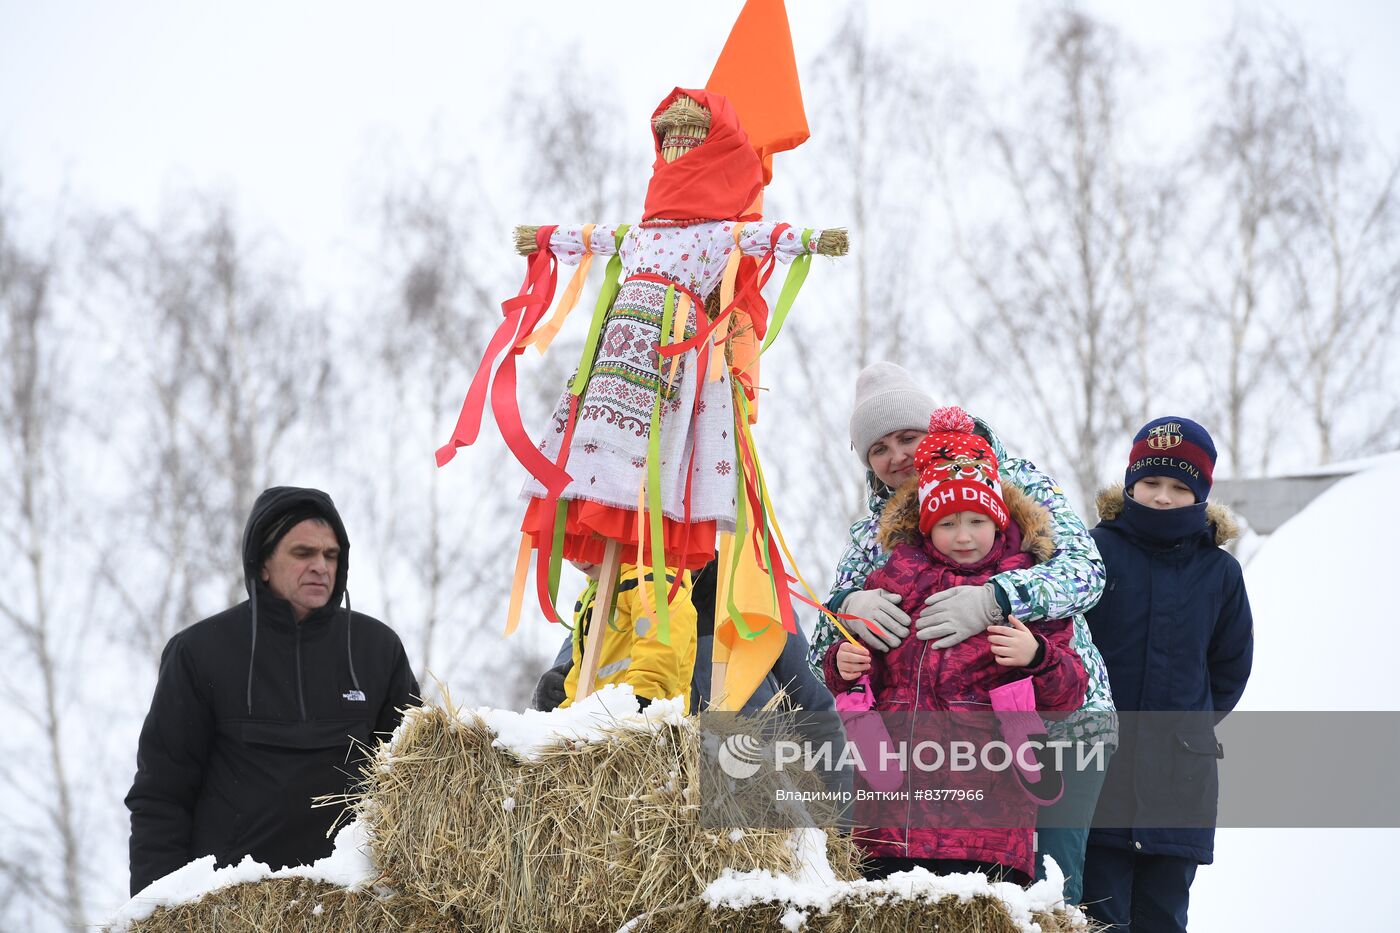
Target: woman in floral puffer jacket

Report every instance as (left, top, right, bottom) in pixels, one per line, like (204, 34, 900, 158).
(823, 407, 1087, 881)
(810, 363, 1116, 901)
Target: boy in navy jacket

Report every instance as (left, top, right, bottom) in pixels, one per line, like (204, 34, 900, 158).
(1081, 417, 1253, 932)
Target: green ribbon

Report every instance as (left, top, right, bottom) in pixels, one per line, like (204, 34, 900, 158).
(743, 389, 779, 639)
(724, 387, 779, 641)
(646, 284, 676, 645)
(759, 228, 813, 354)
(572, 578, 598, 642)
(547, 499, 568, 607)
(569, 224, 629, 396)
(549, 225, 629, 608)
(725, 438, 753, 640)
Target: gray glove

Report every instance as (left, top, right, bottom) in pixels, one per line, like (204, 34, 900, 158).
(840, 589, 911, 652)
(531, 661, 571, 712)
(916, 583, 1003, 647)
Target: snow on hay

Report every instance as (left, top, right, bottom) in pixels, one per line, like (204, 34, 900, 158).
(107, 683, 1089, 932)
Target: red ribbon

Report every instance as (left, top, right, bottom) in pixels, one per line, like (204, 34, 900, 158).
(658, 223, 789, 359)
(731, 399, 798, 635)
(436, 226, 572, 499)
(530, 391, 581, 625)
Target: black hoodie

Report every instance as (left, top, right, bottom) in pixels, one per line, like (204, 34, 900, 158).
(126, 487, 419, 896)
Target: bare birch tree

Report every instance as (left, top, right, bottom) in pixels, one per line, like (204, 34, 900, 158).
(508, 54, 645, 224)
(86, 195, 335, 656)
(1187, 20, 1301, 476)
(358, 154, 518, 697)
(0, 188, 88, 932)
(946, 9, 1177, 499)
(1270, 43, 1400, 463)
(760, 4, 970, 585)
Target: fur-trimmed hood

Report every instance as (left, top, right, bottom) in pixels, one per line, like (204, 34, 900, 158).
(1095, 484, 1239, 546)
(877, 480, 1056, 563)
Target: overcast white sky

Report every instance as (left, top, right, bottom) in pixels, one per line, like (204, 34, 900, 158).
(3, 0, 1397, 292)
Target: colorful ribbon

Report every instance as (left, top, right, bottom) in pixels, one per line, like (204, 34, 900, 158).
(645, 284, 678, 645)
(760, 228, 813, 353)
(520, 223, 595, 354)
(656, 223, 790, 359)
(436, 225, 559, 468)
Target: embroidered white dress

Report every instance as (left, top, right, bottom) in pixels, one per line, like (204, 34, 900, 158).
(523, 221, 819, 533)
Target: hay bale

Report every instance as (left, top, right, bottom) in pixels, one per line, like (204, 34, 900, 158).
(622, 861, 1095, 933)
(361, 692, 843, 933)
(118, 878, 450, 933)
(110, 686, 1090, 933)
(624, 895, 1088, 933)
(619, 838, 1094, 933)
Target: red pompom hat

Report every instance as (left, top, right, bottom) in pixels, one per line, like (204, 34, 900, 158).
(913, 406, 1009, 533)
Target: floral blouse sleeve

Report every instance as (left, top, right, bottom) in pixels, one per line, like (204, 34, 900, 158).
(730, 222, 823, 263)
(547, 225, 622, 265)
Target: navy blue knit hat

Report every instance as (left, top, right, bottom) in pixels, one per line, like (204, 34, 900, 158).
(1125, 416, 1217, 502)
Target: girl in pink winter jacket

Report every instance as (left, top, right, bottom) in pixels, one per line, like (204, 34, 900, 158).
(826, 407, 1088, 883)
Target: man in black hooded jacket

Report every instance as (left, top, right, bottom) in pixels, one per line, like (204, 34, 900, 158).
(125, 487, 419, 896)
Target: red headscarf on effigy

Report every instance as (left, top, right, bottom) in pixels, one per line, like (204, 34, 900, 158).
(642, 88, 764, 223)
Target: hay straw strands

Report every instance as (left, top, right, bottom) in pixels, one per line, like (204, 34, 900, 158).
(622, 893, 1092, 933)
(513, 224, 849, 257)
(358, 701, 826, 933)
(113, 692, 1091, 933)
(652, 96, 711, 163)
(651, 96, 712, 134)
(117, 876, 1089, 933)
(114, 878, 451, 933)
(814, 227, 848, 257)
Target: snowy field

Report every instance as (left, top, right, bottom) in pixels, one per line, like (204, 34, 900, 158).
(1191, 458, 1400, 931)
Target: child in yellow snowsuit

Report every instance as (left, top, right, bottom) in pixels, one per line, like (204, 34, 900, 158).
(562, 562, 698, 713)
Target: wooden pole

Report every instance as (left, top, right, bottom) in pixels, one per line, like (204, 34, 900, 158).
(574, 539, 623, 702)
(710, 654, 728, 711)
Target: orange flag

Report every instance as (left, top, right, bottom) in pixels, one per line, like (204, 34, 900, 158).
(706, 0, 809, 185)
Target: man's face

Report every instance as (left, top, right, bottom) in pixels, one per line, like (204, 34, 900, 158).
(261, 519, 340, 621)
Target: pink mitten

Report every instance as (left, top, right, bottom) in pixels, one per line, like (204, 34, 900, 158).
(837, 676, 903, 793)
(989, 677, 1064, 805)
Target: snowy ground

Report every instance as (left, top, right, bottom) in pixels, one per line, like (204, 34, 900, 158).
(1190, 458, 1400, 931)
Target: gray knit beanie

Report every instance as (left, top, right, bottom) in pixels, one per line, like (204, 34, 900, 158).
(848, 362, 937, 466)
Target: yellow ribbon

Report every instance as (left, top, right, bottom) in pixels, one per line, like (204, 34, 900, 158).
(519, 223, 596, 353)
(665, 292, 690, 390)
(635, 478, 652, 619)
(710, 226, 745, 384)
(503, 533, 533, 637)
(735, 391, 856, 646)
